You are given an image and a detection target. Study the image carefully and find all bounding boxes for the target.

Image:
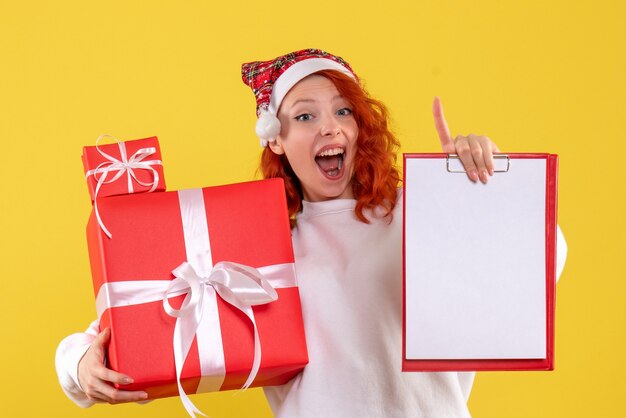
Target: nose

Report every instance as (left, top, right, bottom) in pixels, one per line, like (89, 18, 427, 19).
(320, 115, 341, 137)
(321, 126, 341, 136)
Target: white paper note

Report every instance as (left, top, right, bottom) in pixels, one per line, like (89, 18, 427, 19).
(404, 157, 547, 359)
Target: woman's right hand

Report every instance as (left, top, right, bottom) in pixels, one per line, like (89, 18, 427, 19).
(432, 97, 500, 184)
(77, 328, 148, 404)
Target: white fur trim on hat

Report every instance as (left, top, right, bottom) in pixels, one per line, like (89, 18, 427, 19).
(267, 58, 356, 115)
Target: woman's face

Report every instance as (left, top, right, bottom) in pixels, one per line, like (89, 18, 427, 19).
(270, 75, 359, 202)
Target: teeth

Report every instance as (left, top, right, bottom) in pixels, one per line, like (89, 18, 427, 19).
(316, 148, 344, 157)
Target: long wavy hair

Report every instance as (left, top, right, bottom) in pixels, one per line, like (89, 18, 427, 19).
(260, 69, 401, 225)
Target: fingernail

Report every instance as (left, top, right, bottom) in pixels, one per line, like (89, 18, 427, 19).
(480, 170, 488, 184)
(489, 168, 494, 176)
(122, 377, 133, 384)
(470, 169, 478, 182)
(141, 392, 149, 399)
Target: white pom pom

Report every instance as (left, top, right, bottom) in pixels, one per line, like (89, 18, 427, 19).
(255, 109, 281, 146)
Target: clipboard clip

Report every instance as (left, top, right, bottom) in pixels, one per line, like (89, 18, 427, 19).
(446, 154, 510, 173)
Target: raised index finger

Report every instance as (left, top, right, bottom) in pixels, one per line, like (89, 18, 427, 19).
(432, 96, 455, 153)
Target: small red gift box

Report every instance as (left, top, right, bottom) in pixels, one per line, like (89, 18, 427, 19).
(82, 135, 166, 201)
(86, 178, 308, 412)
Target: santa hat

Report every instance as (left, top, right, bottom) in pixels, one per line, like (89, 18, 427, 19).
(241, 48, 358, 147)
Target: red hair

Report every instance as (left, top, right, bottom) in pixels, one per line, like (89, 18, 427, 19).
(260, 70, 401, 225)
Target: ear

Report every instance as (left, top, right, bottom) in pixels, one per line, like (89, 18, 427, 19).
(268, 137, 285, 155)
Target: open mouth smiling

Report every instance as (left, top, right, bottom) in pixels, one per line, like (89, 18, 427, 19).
(315, 146, 345, 178)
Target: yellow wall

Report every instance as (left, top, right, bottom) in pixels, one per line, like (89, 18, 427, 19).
(1, 1, 624, 417)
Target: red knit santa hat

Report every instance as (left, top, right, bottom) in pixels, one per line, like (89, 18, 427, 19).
(241, 48, 358, 147)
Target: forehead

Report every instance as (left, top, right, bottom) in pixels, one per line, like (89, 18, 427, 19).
(282, 75, 340, 104)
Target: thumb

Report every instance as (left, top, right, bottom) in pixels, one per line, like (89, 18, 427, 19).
(92, 328, 111, 359)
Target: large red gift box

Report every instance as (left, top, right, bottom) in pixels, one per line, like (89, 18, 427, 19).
(86, 178, 308, 404)
(82, 135, 166, 201)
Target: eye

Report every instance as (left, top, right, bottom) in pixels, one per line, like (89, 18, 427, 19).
(294, 113, 313, 122)
(336, 107, 353, 116)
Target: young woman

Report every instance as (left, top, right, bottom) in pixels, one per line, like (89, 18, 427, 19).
(56, 48, 566, 417)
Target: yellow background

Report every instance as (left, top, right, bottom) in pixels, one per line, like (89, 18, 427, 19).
(1, 1, 624, 417)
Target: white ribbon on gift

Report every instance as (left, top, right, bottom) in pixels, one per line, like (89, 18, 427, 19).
(85, 134, 163, 238)
(93, 188, 297, 418)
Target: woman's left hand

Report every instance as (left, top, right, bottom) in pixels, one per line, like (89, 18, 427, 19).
(432, 96, 501, 184)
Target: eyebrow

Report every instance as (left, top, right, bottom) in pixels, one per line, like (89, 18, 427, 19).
(290, 99, 316, 107)
(290, 95, 344, 107)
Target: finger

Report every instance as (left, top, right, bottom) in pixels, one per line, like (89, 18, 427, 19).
(96, 327, 111, 344)
(98, 367, 136, 386)
(84, 389, 110, 404)
(480, 136, 495, 176)
(432, 96, 455, 153)
(82, 369, 147, 404)
(93, 385, 148, 404)
(85, 383, 116, 404)
(454, 135, 479, 182)
(468, 134, 488, 184)
(83, 369, 147, 404)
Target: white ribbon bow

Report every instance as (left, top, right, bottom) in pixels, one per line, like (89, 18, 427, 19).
(163, 261, 278, 418)
(94, 262, 296, 418)
(85, 134, 162, 238)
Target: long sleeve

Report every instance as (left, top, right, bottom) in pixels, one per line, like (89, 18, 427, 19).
(556, 225, 568, 282)
(55, 319, 100, 407)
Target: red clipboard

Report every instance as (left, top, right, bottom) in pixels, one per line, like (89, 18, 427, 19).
(402, 153, 558, 371)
